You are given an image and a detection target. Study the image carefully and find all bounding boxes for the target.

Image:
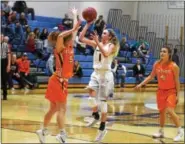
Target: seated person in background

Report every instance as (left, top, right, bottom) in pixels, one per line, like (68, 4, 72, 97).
(11, 21, 24, 45)
(46, 53, 55, 76)
(24, 26, 32, 41)
(12, 1, 35, 20)
(62, 13, 73, 29)
(133, 59, 145, 85)
(73, 60, 83, 78)
(94, 15, 105, 37)
(19, 12, 28, 27)
(26, 32, 36, 53)
(120, 37, 130, 51)
(16, 53, 34, 89)
(40, 28, 49, 41)
(1, 1, 12, 18)
(33, 28, 40, 39)
(111, 59, 126, 87)
(137, 42, 148, 64)
(8, 53, 24, 90)
(8, 11, 17, 24)
(132, 50, 139, 58)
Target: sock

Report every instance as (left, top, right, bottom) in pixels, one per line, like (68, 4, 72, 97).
(42, 127, 48, 135)
(60, 129, 66, 134)
(92, 112, 100, 120)
(159, 127, 164, 132)
(99, 122, 105, 131)
(177, 127, 182, 132)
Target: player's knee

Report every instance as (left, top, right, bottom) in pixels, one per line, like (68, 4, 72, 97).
(88, 97, 97, 107)
(159, 109, 166, 114)
(166, 107, 173, 114)
(100, 100, 107, 113)
(89, 89, 96, 97)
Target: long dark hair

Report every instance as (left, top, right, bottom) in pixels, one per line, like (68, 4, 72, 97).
(107, 29, 120, 57)
(48, 31, 72, 46)
(162, 46, 172, 61)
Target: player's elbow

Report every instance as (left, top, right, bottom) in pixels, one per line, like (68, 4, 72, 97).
(79, 34, 84, 41)
(148, 75, 155, 81)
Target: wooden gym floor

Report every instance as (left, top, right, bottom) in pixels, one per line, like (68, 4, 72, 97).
(1, 87, 184, 143)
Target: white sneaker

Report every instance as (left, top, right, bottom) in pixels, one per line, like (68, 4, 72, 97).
(36, 129, 48, 143)
(56, 131, 67, 143)
(173, 129, 184, 142)
(11, 88, 15, 94)
(86, 118, 99, 127)
(95, 129, 107, 142)
(152, 129, 164, 138)
(24, 87, 29, 94)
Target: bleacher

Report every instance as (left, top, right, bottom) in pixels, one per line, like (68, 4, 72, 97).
(6, 13, 185, 87)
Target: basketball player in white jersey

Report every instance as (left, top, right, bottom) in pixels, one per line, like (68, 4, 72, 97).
(79, 22, 120, 142)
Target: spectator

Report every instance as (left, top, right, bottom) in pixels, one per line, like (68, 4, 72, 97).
(133, 59, 145, 85)
(19, 12, 28, 26)
(137, 42, 148, 63)
(11, 21, 24, 45)
(33, 28, 40, 39)
(120, 37, 130, 51)
(111, 59, 127, 88)
(12, 1, 35, 20)
(8, 11, 17, 24)
(172, 48, 180, 67)
(26, 32, 35, 53)
(40, 28, 48, 41)
(94, 15, 105, 37)
(62, 13, 73, 29)
(133, 50, 137, 57)
(1, 10, 7, 34)
(46, 54, 55, 76)
(24, 26, 31, 40)
(15, 21, 23, 36)
(1, 10, 7, 24)
(8, 53, 24, 90)
(1, 34, 4, 42)
(73, 60, 83, 78)
(16, 53, 34, 89)
(1, 1, 11, 18)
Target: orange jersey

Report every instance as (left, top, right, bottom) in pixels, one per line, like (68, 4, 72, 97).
(154, 61, 176, 90)
(16, 58, 30, 74)
(54, 46, 74, 79)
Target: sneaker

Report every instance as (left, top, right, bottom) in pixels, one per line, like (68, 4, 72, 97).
(95, 129, 107, 142)
(86, 118, 99, 127)
(36, 129, 48, 143)
(24, 87, 29, 94)
(173, 129, 184, 142)
(56, 131, 67, 143)
(152, 129, 164, 138)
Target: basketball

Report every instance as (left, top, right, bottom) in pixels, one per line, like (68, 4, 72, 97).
(82, 7, 97, 22)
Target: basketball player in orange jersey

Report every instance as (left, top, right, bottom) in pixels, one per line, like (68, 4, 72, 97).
(135, 47, 184, 142)
(36, 8, 81, 143)
(79, 22, 119, 142)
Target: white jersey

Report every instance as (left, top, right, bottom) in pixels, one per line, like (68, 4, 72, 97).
(93, 43, 115, 70)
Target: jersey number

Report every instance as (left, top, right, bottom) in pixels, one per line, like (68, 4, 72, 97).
(99, 53, 101, 62)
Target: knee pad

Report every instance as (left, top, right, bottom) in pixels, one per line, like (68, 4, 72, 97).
(100, 100, 107, 113)
(88, 97, 97, 107)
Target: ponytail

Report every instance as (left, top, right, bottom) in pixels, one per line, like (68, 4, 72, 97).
(107, 29, 120, 57)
